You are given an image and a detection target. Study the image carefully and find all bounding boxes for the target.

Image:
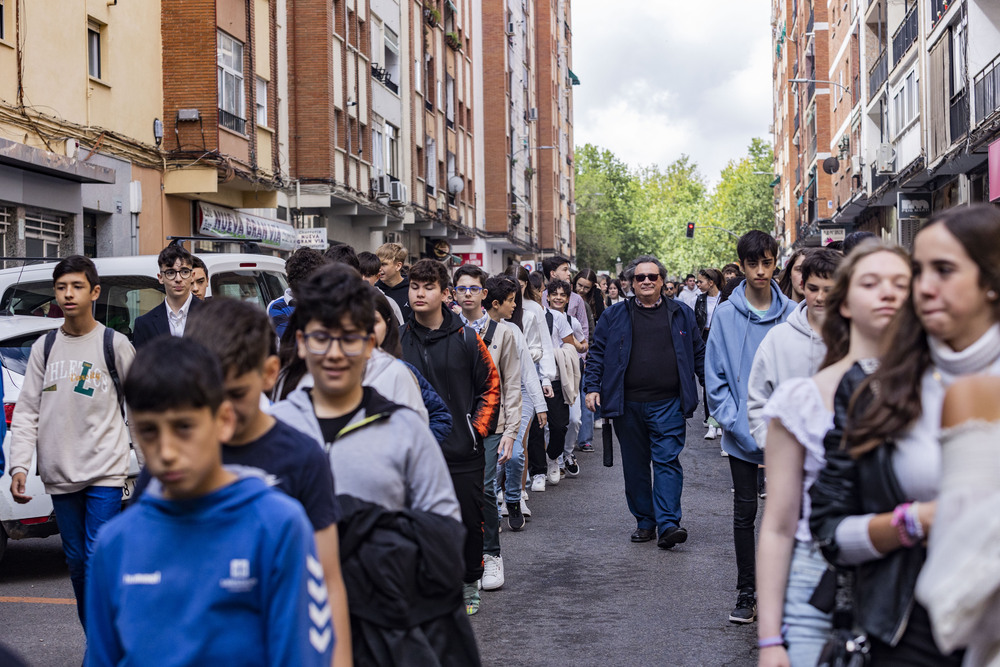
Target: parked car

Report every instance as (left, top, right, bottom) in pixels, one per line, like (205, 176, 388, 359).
(0, 253, 287, 341)
(0, 316, 142, 562)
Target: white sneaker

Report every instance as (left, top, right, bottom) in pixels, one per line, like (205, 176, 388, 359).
(482, 554, 504, 591)
(721, 447, 729, 457)
(705, 425, 717, 440)
(520, 498, 532, 518)
(500, 501, 509, 517)
(547, 458, 561, 486)
(531, 474, 547, 492)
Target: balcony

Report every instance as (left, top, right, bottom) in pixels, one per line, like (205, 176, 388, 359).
(218, 109, 245, 135)
(950, 88, 969, 142)
(869, 50, 888, 100)
(930, 0, 948, 31)
(974, 54, 1000, 126)
(891, 6, 918, 69)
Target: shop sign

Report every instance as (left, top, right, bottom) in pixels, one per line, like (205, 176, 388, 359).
(990, 138, 1000, 202)
(897, 192, 932, 219)
(198, 202, 297, 252)
(296, 228, 329, 250)
(459, 252, 483, 267)
(822, 228, 845, 247)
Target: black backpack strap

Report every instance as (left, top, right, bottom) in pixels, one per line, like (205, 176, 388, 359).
(545, 310, 554, 336)
(481, 319, 498, 347)
(42, 329, 58, 369)
(103, 328, 125, 420)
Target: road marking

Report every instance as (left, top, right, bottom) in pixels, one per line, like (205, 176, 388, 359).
(0, 596, 76, 605)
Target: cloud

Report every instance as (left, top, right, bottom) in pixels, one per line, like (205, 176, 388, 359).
(571, 0, 773, 186)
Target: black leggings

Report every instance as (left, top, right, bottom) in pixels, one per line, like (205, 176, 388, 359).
(527, 381, 570, 475)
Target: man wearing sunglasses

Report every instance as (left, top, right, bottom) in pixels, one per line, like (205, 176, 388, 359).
(133, 244, 203, 348)
(584, 255, 705, 551)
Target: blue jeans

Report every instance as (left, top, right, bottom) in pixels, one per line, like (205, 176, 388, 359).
(784, 542, 833, 667)
(613, 397, 685, 533)
(51, 485, 122, 627)
(499, 399, 533, 505)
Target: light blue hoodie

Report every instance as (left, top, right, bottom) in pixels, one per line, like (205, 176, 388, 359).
(705, 280, 796, 464)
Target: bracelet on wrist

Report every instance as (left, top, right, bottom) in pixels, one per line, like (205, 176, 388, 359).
(758, 636, 785, 649)
(905, 502, 925, 542)
(892, 503, 916, 548)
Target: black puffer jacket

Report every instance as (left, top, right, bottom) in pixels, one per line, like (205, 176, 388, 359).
(809, 361, 927, 646)
(694, 292, 708, 331)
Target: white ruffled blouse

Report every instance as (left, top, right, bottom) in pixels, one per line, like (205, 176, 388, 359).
(761, 377, 833, 543)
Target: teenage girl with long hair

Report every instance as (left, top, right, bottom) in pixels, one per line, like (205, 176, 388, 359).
(810, 204, 1000, 665)
(756, 241, 911, 666)
(777, 249, 813, 302)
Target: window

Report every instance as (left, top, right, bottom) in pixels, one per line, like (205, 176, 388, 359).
(256, 77, 268, 126)
(24, 210, 64, 259)
(426, 136, 437, 195)
(892, 69, 919, 136)
(386, 124, 399, 178)
(372, 125, 384, 175)
(1, 0, 6, 41)
(445, 74, 455, 127)
(384, 27, 400, 86)
(88, 22, 102, 79)
(414, 56, 422, 93)
(217, 31, 246, 133)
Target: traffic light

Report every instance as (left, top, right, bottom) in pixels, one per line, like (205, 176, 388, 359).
(686, 222, 695, 239)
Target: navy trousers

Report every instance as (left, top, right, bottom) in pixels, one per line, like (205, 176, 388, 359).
(613, 397, 686, 534)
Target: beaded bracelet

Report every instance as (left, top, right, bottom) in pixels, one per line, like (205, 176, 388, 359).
(892, 503, 916, 548)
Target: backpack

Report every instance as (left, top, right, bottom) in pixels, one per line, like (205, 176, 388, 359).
(42, 327, 125, 420)
(545, 310, 554, 336)
(480, 319, 499, 348)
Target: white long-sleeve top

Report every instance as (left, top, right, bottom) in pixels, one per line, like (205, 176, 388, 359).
(505, 321, 547, 415)
(522, 300, 555, 388)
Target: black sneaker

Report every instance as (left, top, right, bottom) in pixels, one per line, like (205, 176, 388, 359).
(565, 454, 580, 477)
(729, 590, 757, 624)
(507, 501, 525, 531)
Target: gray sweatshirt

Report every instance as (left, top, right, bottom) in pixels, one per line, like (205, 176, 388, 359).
(9, 325, 134, 494)
(271, 387, 460, 521)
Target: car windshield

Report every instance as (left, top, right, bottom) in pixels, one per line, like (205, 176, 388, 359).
(0, 330, 52, 376)
(210, 270, 287, 309)
(0, 277, 165, 341)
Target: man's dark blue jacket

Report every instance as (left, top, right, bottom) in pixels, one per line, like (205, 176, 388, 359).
(584, 297, 705, 419)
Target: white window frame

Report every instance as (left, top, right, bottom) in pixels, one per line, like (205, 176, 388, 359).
(255, 77, 268, 126)
(24, 210, 64, 259)
(386, 124, 399, 178)
(426, 136, 437, 195)
(217, 30, 245, 122)
(891, 68, 920, 138)
(384, 26, 400, 86)
(88, 21, 102, 79)
(372, 125, 385, 176)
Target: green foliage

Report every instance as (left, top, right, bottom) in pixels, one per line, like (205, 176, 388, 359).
(574, 139, 775, 277)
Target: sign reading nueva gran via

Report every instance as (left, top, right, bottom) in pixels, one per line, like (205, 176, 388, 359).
(198, 202, 297, 252)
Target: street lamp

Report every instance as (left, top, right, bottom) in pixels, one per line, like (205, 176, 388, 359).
(789, 78, 850, 96)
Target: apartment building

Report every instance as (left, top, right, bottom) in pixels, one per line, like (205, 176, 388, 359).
(773, 0, 1000, 252)
(0, 0, 164, 258)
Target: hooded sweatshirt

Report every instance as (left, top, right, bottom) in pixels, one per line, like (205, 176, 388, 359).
(705, 280, 796, 464)
(363, 347, 429, 423)
(746, 299, 827, 448)
(85, 474, 332, 667)
(375, 276, 412, 321)
(271, 387, 461, 520)
(401, 307, 500, 473)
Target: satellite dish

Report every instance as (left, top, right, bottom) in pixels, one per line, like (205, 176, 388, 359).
(822, 157, 840, 174)
(447, 176, 465, 194)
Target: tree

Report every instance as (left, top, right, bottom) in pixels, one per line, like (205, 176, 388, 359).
(573, 144, 634, 271)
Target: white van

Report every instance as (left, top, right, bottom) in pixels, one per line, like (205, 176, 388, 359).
(0, 253, 287, 341)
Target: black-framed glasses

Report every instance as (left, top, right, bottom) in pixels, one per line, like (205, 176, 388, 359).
(455, 286, 483, 295)
(301, 331, 369, 357)
(633, 273, 660, 284)
(162, 268, 193, 280)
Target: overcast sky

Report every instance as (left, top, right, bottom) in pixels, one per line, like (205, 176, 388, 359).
(570, 1, 773, 187)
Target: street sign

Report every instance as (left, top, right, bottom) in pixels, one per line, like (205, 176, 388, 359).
(459, 252, 484, 267)
(521, 260, 535, 272)
(296, 228, 329, 249)
(897, 192, 932, 218)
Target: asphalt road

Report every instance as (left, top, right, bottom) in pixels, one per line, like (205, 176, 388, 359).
(471, 417, 757, 667)
(0, 409, 758, 667)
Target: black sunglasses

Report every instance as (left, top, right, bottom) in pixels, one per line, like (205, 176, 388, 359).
(632, 273, 660, 284)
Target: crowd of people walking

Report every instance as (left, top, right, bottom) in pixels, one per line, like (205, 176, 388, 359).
(4, 203, 1000, 666)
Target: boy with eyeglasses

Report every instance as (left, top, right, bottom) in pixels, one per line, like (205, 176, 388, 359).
(401, 259, 500, 615)
(134, 245, 202, 348)
(453, 265, 521, 592)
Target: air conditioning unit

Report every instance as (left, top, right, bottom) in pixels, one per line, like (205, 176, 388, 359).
(876, 143, 896, 175)
(389, 181, 407, 205)
(527, 107, 538, 122)
(385, 232, 402, 244)
(506, 22, 516, 36)
(376, 175, 391, 195)
(850, 155, 862, 174)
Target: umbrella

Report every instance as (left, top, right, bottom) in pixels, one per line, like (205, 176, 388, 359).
(602, 418, 614, 467)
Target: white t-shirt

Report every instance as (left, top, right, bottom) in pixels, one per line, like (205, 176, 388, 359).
(706, 294, 721, 329)
(547, 308, 574, 350)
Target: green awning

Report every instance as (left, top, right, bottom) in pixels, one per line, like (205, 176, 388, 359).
(569, 69, 581, 85)
(446, 0, 458, 12)
(769, 175, 781, 188)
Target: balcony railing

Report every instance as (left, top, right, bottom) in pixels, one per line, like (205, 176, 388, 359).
(218, 109, 245, 135)
(930, 0, 948, 30)
(869, 50, 888, 100)
(892, 7, 918, 69)
(950, 88, 969, 142)
(974, 54, 1000, 125)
